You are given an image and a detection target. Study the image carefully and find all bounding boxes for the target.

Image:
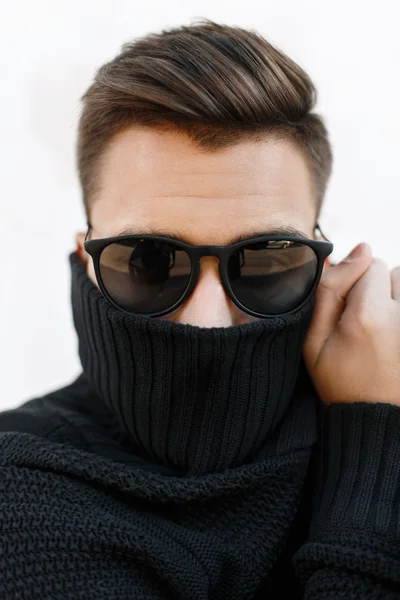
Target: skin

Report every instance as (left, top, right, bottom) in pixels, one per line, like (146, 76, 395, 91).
(76, 126, 400, 406)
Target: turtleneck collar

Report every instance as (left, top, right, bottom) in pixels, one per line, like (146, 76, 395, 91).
(70, 251, 317, 477)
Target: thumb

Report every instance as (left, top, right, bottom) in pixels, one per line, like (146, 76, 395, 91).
(304, 242, 373, 368)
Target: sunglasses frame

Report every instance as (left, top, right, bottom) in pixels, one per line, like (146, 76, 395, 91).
(83, 224, 334, 319)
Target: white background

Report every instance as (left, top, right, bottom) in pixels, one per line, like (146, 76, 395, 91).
(1, 0, 399, 410)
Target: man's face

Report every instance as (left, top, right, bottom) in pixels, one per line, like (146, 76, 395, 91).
(76, 126, 322, 327)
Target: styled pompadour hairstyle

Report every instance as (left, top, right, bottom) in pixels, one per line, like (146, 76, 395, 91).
(76, 18, 333, 219)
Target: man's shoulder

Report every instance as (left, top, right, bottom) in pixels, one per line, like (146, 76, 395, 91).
(0, 374, 95, 440)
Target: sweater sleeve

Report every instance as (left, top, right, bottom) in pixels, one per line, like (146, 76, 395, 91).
(292, 401, 400, 599)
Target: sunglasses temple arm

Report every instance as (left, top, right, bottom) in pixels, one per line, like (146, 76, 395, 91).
(315, 222, 330, 243)
(84, 221, 92, 243)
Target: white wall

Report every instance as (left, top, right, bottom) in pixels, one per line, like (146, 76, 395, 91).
(1, 0, 399, 410)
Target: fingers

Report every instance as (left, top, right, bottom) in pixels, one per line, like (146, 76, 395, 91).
(313, 241, 372, 330)
(346, 256, 392, 311)
(303, 242, 372, 368)
(391, 266, 400, 301)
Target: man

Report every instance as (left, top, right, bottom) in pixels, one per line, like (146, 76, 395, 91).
(1, 18, 399, 599)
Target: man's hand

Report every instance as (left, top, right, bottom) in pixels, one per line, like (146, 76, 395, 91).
(303, 242, 400, 406)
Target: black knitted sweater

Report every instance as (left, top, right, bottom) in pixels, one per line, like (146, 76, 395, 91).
(2, 374, 400, 598)
(1, 257, 400, 598)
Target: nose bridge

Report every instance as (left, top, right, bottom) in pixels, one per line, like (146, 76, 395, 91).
(173, 249, 232, 327)
(197, 253, 222, 275)
(170, 246, 252, 326)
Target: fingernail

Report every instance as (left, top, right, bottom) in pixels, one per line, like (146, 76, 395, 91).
(343, 243, 364, 263)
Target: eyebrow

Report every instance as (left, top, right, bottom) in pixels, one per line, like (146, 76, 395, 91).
(109, 224, 311, 244)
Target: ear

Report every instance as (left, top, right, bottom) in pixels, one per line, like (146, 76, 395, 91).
(75, 232, 88, 265)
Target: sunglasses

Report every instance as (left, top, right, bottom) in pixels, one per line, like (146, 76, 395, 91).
(83, 222, 333, 319)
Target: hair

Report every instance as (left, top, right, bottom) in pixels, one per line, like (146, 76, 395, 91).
(76, 18, 333, 222)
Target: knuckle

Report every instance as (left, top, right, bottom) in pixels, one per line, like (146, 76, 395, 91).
(355, 304, 390, 333)
(356, 310, 375, 332)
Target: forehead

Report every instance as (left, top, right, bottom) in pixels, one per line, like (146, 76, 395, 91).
(91, 126, 317, 245)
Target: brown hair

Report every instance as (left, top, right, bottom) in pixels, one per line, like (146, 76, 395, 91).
(76, 18, 333, 220)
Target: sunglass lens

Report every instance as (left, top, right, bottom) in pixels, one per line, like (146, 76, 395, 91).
(228, 240, 318, 315)
(99, 239, 192, 314)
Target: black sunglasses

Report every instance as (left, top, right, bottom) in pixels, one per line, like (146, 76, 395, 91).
(83, 222, 333, 319)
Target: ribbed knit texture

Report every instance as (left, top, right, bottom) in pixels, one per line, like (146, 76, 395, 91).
(293, 401, 400, 597)
(0, 370, 319, 599)
(70, 251, 316, 476)
(1, 255, 400, 598)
